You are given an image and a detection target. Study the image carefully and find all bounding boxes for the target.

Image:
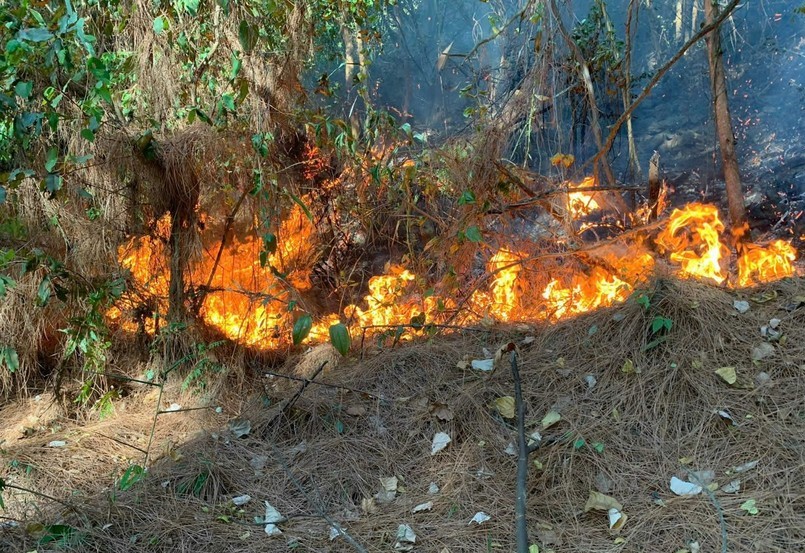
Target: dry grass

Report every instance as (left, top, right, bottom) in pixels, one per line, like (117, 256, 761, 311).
(1, 276, 804, 552)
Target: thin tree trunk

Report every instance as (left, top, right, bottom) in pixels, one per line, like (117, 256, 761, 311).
(648, 151, 662, 221)
(704, 0, 748, 245)
(548, 0, 630, 216)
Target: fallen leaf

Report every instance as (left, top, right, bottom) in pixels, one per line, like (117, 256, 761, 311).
(504, 442, 517, 456)
(740, 498, 759, 515)
(621, 359, 640, 374)
(346, 405, 366, 416)
(750, 289, 777, 303)
(429, 402, 454, 421)
(428, 482, 440, 494)
(431, 432, 451, 455)
(717, 410, 736, 425)
(469, 512, 491, 525)
(394, 524, 417, 550)
(229, 419, 251, 438)
(733, 300, 750, 313)
(165, 403, 182, 412)
(670, 476, 701, 496)
(471, 359, 494, 372)
(732, 460, 759, 473)
(721, 479, 741, 493)
(47, 440, 66, 448)
(584, 491, 623, 512)
(752, 342, 775, 361)
(541, 410, 562, 429)
(232, 494, 251, 506)
(715, 367, 737, 385)
(263, 501, 283, 535)
(584, 374, 597, 389)
(492, 396, 516, 419)
(379, 476, 398, 492)
(608, 508, 627, 532)
(412, 501, 433, 513)
(361, 497, 378, 514)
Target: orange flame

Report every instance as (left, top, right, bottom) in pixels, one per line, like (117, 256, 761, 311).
(737, 240, 797, 287)
(567, 176, 601, 219)
(113, 187, 796, 350)
(655, 203, 729, 284)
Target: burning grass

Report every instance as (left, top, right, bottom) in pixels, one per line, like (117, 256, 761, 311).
(112, 197, 799, 352)
(2, 276, 804, 552)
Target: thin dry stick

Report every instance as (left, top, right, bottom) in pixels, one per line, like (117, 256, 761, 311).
(511, 348, 530, 553)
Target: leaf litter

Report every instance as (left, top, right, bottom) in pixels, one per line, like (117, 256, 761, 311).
(11, 278, 805, 553)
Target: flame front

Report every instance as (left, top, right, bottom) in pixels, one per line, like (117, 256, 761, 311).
(567, 176, 601, 219)
(114, 193, 796, 349)
(655, 203, 729, 284)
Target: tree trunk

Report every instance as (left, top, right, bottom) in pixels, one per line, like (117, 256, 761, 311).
(648, 151, 662, 221)
(704, 0, 748, 245)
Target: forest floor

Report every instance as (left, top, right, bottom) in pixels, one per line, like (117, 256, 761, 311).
(1, 276, 804, 552)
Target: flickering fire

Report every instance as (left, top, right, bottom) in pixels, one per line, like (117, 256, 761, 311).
(655, 203, 729, 284)
(567, 176, 601, 219)
(737, 240, 797, 287)
(113, 191, 797, 350)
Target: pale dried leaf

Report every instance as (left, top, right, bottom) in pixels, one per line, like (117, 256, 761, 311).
(715, 367, 737, 385)
(670, 476, 702, 496)
(584, 491, 623, 512)
(541, 410, 562, 429)
(431, 432, 451, 455)
(491, 396, 515, 419)
(412, 501, 433, 513)
(469, 512, 491, 525)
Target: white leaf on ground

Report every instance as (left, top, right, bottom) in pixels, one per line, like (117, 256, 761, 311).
(717, 410, 736, 425)
(482, 347, 493, 358)
(528, 431, 542, 447)
(165, 403, 181, 412)
(329, 526, 341, 541)
(721, 479, 741, 493)
(471, 358, 494, 372)
(232, 494, 251, 506)
(608, 508, 627, 531)
(714, 367, 737, 385)
(769, 318, 781, 329)
(584, 374, 597, 389)
(374, 490, 396, 504)
(379, 476, 398, 492)
(584, 491, 623, 512)
(264, 501, 283, 524)
(229, 419, 251, 438)
(394, 524, 417, 550)
(541, 410, 562, 429)
(522, 336, 536, 345)
(428, 482, 440, 494)
(670, 476, 702, 496)
(47, 440, 66, 447)
(469, 512, 491, 525)
(504, 442, 517, 456)
(412, 501, 433, 513)
(733, 300, 750, 313)
(431, 432, 451, 455)
(752, 342, 775, 361)
(732, 460, 759, 473)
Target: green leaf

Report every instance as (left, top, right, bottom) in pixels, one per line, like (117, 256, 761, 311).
(37, 276, 51, 306)
(80, 128, 95, 142)
(45, 147, 59, 172)
(0, 186, 5, 205)
(230, 52, 242, 80)
(1, 347, 19, 373)
(15, 81, 33, 99)
(465, 225, 483, 243)
(18, 28, 54, 42)
(292, 314, 313, 345)
(286, 190, 313, 222)
(221, 93, 236, 112)
(458, 190, 476, 205)
(262, 232, 277, 254)
(329, 323, 351, 356)
(238, 21, 259, 53)
(44, 174, 62, 194)
(118, 464, 145, 491)
(573, 437, 586, 450)
(153, 16, 168, 35)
